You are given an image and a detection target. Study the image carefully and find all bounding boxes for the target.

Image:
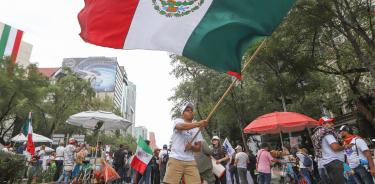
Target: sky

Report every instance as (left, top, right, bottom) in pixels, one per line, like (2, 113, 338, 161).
(0, 0, 179, 147)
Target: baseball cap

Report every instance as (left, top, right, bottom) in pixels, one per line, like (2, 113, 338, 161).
(211, 136, 220, 141)
(318, 116, 335, 125)
(180, 102, 194, 115)
(235, 145, 242, 150)
(339, 125, 353, 134)
(163, 144, 168, 148)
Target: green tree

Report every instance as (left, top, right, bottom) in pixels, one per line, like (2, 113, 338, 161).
(36, 68, 96, 137)
(275, 0, 375, 135)
(0, 57, 49, 144)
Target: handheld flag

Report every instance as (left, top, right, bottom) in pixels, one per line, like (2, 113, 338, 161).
(130, 136, 153, 174)
(223, 138, 235, 156)
(78, 0, 295, 79)
(26, 112, 35, 155)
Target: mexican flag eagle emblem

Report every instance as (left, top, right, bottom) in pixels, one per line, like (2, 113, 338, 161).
(152, 0, 205, 17)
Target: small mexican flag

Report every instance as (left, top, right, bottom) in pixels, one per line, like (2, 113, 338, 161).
(22, 112, 35, 155)
(130, 137, 153, 174)
(0, 22, 23, 63)
(78, 0, 295, 79)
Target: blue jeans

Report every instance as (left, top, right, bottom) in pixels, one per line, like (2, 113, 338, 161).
(318, 167, 331, 184)
(352, 165, 374, 184)
(300, 168, 312, 184)
(258, 172, 271, 184)
(56, 170, 71, 184)
(237, 168, 247, 184)
(229, 165, 239, 184)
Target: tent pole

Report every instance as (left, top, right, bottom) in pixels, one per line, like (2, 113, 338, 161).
(94, 132, 100, 169)
(279, 132, 284, 149)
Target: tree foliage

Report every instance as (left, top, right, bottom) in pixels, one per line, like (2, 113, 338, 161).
(0, 58, 49, 144)
(0, 58, 129, 144)
(169, 0, 375, 148)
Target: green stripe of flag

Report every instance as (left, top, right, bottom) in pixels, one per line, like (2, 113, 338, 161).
(138, 136, 152, 154)
(183, 0, 295, 75)
(0, 24, 11, 58)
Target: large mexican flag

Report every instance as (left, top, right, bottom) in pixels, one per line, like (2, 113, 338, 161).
(78, 0, 295, 79)
(0, 22, 23, 63)
(130, 137, 153, 174)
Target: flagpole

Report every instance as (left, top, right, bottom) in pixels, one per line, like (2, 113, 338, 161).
(189, 39, 267, 143)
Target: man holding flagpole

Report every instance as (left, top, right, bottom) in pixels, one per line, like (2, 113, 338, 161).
(163, 102, 208, 184)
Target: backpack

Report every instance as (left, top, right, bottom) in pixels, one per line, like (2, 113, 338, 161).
(161, 151, 169, 164)
(302, 155, 312, 167)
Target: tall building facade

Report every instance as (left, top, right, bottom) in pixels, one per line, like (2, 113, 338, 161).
(124, 81, 136, 135)
(59, 57, 136, 134)
(149, 132, 157, 150)
(134, 126, 148, 140)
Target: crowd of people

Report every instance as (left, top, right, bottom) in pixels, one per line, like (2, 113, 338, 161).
(1, 101, 375, 184)
(155, 102, 375, 184)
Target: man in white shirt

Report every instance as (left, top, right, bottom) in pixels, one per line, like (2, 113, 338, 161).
(312, 117, 349, 184)
(163, 102, 208, 184)
(340, 125, 375, 184)
(158, 144, 169, 182)
(234, 145, 249, 184)
(54, 141, 65, 181)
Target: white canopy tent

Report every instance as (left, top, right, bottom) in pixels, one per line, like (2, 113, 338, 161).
(11, 133, 53, 143)
(66, 110, 131, 165)
(66, 110, 131, 130)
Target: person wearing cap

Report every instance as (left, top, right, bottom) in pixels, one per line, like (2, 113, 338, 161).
(311, 117, 349, 184)
(256, 143, 278, 184)
(159, 144, 169, 182)
(340, 125, 375, 184)
(163, 102, 208, 184)
(57, 138, 82, 184)
(211, 135, 229, 184)
(234, 145, 249, 184)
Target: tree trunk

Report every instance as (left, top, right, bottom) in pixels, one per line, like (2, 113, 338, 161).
(238, 119, 249, 153)
(11, 115, 24, 137)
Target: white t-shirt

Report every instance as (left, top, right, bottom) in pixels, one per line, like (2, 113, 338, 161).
(169, 118, 203, 161)
(159, 149, 168, 164)
(55, 146, 65, 161)
(316, 157, 324, 168)
(345, 137, 369, 168)
(235, 152, 248, 169)
(321, 134, 344, 166)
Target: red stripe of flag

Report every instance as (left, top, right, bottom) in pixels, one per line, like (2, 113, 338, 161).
(78, 0, 139, 49)
(130, 155, 148, 174)
(11, 30, 23, 63)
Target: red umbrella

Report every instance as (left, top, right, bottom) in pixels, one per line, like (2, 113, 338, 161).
(243, 112, 318, 134)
